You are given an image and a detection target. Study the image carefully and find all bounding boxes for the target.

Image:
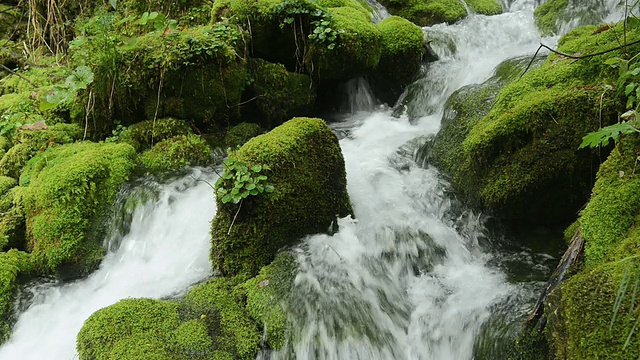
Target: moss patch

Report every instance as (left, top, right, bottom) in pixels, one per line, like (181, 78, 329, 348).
(0, 250, 32, 343)
(373, 16, 424, 105)
(534, 0, 569, 35)
(378, 0, 467, 26)
(224, 122, 263, 149)
(137, 134, 212, 174)
(211, 117, 352, 277)
(19, 142, 136, 276)
(118, 118, 192, 152)
(465, 0, 502, 16)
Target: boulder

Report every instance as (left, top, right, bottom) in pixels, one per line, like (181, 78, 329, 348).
(211, 117, 352, 276)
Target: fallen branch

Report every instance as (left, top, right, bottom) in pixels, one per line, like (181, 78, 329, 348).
(0, 63, 37, 88)
(520, 38, 640, 78)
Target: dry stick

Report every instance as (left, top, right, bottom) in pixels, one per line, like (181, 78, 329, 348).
(0, 63, 38, 88)
(520, 39, 640, 78)
(228, 200, 242, 235)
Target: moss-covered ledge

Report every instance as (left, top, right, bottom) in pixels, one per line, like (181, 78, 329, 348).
(211, 117, 352, 277)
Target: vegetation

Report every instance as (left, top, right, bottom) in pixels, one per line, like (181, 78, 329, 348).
(211, 117, 352, 277)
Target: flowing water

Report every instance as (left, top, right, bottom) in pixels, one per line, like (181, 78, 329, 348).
(0, 1, 629, 359)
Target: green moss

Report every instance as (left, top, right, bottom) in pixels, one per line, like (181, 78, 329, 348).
(247, 59, 315, 128)
(182, 277, 261, 359)
(428, 23, 640, 225)
(0, 250, 32, 343)
(77, 298, 182, 360)
(545, 260, 640, 359)
(378, 0, 467, 26)
(137, 134, 212, 174)
(579, 136, 640, 267)
(465, 0, 502, 16)
(534, 0, 568, 35)
(235, 252, 297, 350)
(118, 118, 192, 152)
(211, 117, 352, 277)
(0, 123, 83, 179)
(373, 16, 424, 104)
(171, 320, 215, 359)
(312, 6, 382, 81)
(19, 142, 136, 276)
(0, 186, 25, 251)
(224, 122, 263, 149)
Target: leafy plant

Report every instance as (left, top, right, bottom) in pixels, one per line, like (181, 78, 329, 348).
(105, 120, 127, 143)
(40, 66, 94, 111)
(214, 154, 274, 205)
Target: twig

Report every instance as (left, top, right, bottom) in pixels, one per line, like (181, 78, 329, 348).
(520, 39, 640, 78)
(0, 63, 37, 88)
(190, 175, 217, 190)
(228, 200, 242, 235)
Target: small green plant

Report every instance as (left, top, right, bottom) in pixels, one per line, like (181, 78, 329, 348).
(105, 120, 127, 143)
(40, 66, 94, 111)
(214, 154, 274, 205)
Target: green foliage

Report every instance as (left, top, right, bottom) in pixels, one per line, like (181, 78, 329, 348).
(275, 0, 343, 50)
(0, 250, 32, 343)
(40, 66, 94, 111)
(137, 134, 212, 174)
(211, 117, 352, 277)
(19, 142, 136, 275)
(215, 155, 273, 205)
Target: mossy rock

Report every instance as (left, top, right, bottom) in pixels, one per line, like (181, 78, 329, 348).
(372, 16, 425, 105)
(181, 277, 261, 359)
(0, 250, 32, 343)
(465, 0, 502, 16)
(211, 117, 352, 276)
(534, 0, 569, 35)
(246, 59, 315, 128)
(224, 122, 263, 149)
(0, 123, 83, 179)
(578, 136, 640, 267)
(71, 22, 245, 136)
(0, 187, 25, 251)
(534, 0, 619, 36)
(544, 260, 640, 359)
(311, 6, 382, 81)
(118, 118, 192, 152)
(378, 0, 467, 26)
(19, 142, 136, 277)
(77, 298, 183, 360)
(234, 252, 298, 350)
(427, 23, 640, 225)
(137, 134, 212, 174)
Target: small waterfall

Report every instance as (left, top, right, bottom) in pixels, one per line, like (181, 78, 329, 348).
(556, 0, 631, 35)
(364, 0, 391, 23)
(345, 77, 378, 114)
(0, 169, 217, 359)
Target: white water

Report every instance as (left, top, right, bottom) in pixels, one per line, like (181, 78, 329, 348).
(0, 1, 627, 359)
(0, 170, 217, 359)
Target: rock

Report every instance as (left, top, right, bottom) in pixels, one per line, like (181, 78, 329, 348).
(211, 117, 352, 276)
(0, 250, 32, 343)
(19, 142, 136, 277)
(377, 0, 467, 26)
(137, 134, 212, 174)
(118, 118, 192, 152)
(224, 122, 264, 149)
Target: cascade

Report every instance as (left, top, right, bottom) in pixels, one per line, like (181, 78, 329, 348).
(0, 1, 626, 359)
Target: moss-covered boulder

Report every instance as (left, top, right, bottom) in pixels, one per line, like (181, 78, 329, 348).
(312, 6, 382, 81)
(182, 278, 261, 358)
(77, 298, 185, 360)
(235, 252, 297, 350)
(137, 134, 212, 174)
(534, 0, 619, 36)
(224, 122, 263, 149)
(544, 260, 640, 359)
(0, 250, 32, 343)
(19, 142, 136, 277)
(0, 123, 83, 179)
(378, 0, 467, 26)
(465, 0, 502, 16)
(426, 23, 638, 225)
(0, 185, 25, 251)
(372, 16, 424, 105)
(211, 117, 352, 276)
(245, 59, 315, 128)
(117, 118, 191, 152)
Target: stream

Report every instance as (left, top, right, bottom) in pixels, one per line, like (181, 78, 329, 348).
(0, 0, 630, 359)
